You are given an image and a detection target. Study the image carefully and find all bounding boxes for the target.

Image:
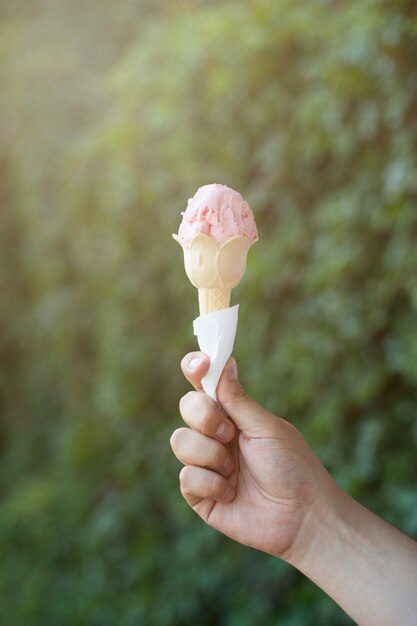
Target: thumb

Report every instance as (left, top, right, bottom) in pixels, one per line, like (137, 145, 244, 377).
(217, 358, 278, 435)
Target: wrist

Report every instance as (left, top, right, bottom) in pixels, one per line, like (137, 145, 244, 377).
(284, 474, 348, 571)
(284, 477, 417, 626)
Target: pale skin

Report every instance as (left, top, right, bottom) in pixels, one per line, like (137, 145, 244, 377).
(170, 352, 417, 626)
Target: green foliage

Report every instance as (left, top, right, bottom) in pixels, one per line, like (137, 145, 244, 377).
(1, 0, 416, 624)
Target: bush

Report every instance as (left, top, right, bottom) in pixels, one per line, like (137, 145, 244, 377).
(0, 0, 416, 624)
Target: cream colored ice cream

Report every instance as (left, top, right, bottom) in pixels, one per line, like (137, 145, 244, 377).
(173, 184, 258, 314)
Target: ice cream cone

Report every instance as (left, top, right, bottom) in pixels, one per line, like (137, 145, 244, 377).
(197, 288, 231, 315)
(173, 183, 258, 399)
(173, 232, 256, 314)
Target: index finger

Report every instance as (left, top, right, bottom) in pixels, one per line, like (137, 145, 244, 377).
(181, 352, 210, 391)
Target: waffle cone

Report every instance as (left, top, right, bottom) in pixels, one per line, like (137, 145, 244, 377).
(198, 287, 231, 315)
(173, 232, 257, 315)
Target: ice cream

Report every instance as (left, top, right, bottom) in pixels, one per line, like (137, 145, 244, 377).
(178, 183, 258, 245)
(173, 184, 258, 314)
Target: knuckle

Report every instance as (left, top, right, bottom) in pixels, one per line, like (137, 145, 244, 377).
(179, 391, 195, 416)
(179, 465, 191, 487)
(221, 385, 250, 413)
(236, 387, 250, 401)
(169, 429, 179, 449)
(231, 382, 250, 402)
(169, 427, 186, 452)
(181, 390, 216, 428)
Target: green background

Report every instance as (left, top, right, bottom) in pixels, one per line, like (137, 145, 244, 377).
(1, 0, 416, 624)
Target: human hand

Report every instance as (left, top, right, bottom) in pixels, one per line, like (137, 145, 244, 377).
(171, 353, 417, 625)
(170, 353, 338, 563)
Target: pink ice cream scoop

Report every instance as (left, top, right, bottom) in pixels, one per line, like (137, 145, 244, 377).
(178, 183, 258, 245)
(173, 183, 258, 314)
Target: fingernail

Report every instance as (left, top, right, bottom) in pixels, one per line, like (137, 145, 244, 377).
(222, 457, 234, 475)
(227, 358, 238, 381)
(188, 355, 206, 372)
(224, 485, 235, 502)
(216, 422, 234, 442)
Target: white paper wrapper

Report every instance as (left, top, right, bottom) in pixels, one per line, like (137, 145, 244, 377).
(193, 304, 239, 401)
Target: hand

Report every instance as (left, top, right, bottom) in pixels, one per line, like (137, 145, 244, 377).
(170, 352, 337, 562)
(171, 353, 417, 625)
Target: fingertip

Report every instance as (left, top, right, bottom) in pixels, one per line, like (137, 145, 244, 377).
(215, 421, 235, 443)
(181, 352, 210, 379)
(223, 485, 236, 503)
(226, 357, 238, 381)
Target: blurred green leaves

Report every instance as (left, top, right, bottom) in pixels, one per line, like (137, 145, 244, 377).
(0, 0, 416, 624)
